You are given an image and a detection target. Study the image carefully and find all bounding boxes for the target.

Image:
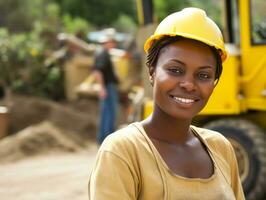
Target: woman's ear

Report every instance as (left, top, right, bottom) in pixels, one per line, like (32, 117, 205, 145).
(149, 66, 155, 77)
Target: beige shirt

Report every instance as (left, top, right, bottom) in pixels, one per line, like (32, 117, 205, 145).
(88, 122, 245, 200)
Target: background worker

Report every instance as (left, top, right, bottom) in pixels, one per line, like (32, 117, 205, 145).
(89, 8, 244, 199)
(92, 30, 119, 144)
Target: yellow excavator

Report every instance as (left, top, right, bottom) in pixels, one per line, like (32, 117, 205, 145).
(134, 0, 266, 199)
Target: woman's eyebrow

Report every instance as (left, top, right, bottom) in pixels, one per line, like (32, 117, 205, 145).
(198, 66, 215, 70)
(167, 59, 215, 69)
(168, 59, 186, 66)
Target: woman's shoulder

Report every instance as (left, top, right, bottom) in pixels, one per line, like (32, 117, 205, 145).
(99, 122, 145, 154)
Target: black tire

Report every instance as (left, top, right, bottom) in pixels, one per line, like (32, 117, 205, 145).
(204, 119, 266, 200)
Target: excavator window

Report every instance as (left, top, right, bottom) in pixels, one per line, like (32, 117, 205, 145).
(224, 0, 240, 45)
(250, 0, 266, 44)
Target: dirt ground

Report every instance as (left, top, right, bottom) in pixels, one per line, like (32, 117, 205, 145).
(0, 145, 98, 200)
(0, 95, 123, 200)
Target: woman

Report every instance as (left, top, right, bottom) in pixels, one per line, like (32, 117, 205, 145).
(89, 8, 245, 200)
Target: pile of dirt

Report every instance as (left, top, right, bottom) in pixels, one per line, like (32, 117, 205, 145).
(0, 95, 101, 163)
(8, 95, 99, 141)
(0, 95, 128, 163)
(0, 121, 87, 163)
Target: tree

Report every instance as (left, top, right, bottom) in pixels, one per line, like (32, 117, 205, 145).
(54, 0, 137, 27)
(154, 0, 222, 27)
(0, 0, 55, 32)
(0, 1, 67, 101)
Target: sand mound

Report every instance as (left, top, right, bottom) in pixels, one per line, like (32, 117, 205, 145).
(0, 121, 85, 163)
(0, 95, 127, 163)
(8, 95, 99, 141)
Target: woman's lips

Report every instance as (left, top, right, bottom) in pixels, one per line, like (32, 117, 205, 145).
(169, 94, 199, 105)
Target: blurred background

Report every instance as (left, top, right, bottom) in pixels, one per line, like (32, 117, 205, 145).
(0, 0, 265, 200)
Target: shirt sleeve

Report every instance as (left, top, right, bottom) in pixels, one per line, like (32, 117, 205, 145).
(88, 150, 138, 200)
(227, 141, 246, 200)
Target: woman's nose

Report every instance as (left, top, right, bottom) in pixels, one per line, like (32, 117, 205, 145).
(179, 79, 196, 92)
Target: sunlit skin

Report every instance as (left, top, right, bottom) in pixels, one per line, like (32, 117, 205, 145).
(141, 39, 217, 178)
(153, 39, 216, 120)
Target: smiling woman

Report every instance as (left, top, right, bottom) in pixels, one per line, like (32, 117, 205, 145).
(88, 7, 245, 200)
(150, 39, 217, 120)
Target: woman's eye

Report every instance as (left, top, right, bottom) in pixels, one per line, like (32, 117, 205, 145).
(198, 72, 212, 80)
(168, 68, 183, 75)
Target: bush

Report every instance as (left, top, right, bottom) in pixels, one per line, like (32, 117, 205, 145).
(0, 27, 64, 100)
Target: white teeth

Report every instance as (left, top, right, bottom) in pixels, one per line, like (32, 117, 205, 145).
(172, 96, 195, 103)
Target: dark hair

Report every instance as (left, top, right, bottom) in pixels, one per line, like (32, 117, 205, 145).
(146, 36, 223, 82)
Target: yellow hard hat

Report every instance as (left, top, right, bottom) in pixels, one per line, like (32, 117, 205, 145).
(144, 7, 227, 62)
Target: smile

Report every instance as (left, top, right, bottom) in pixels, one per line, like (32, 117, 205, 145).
(169, 95, 197, 104)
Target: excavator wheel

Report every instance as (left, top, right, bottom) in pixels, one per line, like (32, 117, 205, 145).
(204, 119, 266, 200)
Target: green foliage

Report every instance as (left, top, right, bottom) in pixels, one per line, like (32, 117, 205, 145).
(0, 28, 64, 99)
(0, 0, 54, 32)
(0, 1, 65, 100)
(54, 0, 137, 27)
(62, 14, 92, 37)
(112, 14, 138, 33)
(154, 0, 222, 28)
(0, 0, 83, 100)
(0, 0, 30, 32)
(154, 0, 191, 22)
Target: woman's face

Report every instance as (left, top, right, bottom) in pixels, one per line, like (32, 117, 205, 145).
(151, 39, 217, 120)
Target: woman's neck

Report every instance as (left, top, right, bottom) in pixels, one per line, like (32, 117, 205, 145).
(141, 106, 193, 145)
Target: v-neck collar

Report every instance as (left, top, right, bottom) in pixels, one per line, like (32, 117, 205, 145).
(132, 122, 218, 182)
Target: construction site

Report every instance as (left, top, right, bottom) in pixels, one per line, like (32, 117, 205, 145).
(0, 0, 265, 200)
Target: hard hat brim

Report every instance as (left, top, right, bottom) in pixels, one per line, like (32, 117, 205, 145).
(144, 33, 227, 62)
